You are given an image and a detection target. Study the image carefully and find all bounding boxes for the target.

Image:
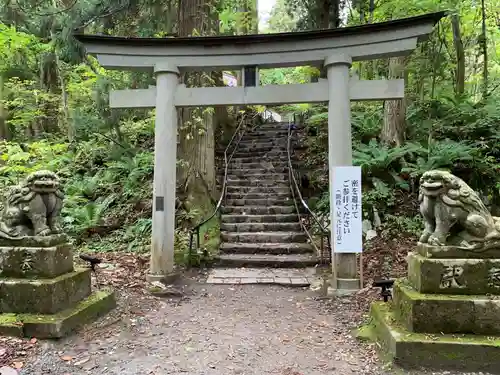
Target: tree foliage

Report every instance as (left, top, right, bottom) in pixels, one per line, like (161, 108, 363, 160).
(265, 0, 500, 233)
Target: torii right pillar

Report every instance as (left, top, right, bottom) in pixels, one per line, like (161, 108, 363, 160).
(325, 54, 360, 291)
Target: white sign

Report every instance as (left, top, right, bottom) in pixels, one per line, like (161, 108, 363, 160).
(332, 166, 362, 253)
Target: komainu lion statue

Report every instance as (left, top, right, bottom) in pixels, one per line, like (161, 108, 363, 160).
(0, 170, 64, 239)
(419, 170, 500, 249)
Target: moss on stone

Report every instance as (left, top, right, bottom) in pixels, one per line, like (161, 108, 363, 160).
(0, 314, 23, 337)
(375, 302, 500, 345)
(0, 268, 91, 314)
(370, 301, 500, 372)
(398, 278, 500, 301)
(0, 234, 69, 248)
(0, 289, 116, 339)
(393, 279, 500, 335)
(408, 252, 500, 295)
(20, 289, 114, 323)
(417, 242, 500, 259)
(0, 313, 20, 325)
(0, 243, 74, 279)
(353, 324, 376, 342)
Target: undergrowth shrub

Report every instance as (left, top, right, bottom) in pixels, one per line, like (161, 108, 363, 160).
(291, 94, 500, 228)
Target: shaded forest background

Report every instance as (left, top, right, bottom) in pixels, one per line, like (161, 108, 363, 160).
(0, 0, 499, 261)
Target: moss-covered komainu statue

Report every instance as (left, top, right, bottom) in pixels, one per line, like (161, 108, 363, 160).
(0, 170, 64, 238)
(418, 169, 500, 249)
(0, 170, 116, 339)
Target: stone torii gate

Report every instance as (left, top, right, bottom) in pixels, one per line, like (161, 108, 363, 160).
(75, 11, 445, 290)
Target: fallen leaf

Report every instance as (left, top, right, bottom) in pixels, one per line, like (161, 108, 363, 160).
(74, 357, 90, 366)
(0, 348, 6, 357)
(29, 338, 37, 344)
(60, 355, 73, 361)
(11, 362, 22, 369)
(0, 366, 18, 375)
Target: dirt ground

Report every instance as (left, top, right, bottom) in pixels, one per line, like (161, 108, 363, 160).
(13, 281, 489, 375)
(0, 251, 491, 375)
(19, 282, 380, 375)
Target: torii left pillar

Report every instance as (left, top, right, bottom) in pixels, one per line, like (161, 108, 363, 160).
(147, 63, 179, 282)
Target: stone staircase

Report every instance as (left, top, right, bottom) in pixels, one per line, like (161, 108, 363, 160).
(217, 122, 317, 269)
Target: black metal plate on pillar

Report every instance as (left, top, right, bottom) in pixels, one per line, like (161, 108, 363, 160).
(155, 196, 164, 211)
(244, 66, 257, 87)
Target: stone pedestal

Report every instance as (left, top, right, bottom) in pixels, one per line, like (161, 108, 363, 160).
(0, 235, 115, 338)
(369, 243, 500, 373)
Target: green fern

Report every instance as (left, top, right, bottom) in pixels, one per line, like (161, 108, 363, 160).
(64, 195, 117, 235)
(402, 140, 477, 178)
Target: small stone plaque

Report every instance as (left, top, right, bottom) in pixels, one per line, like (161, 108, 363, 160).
(155, 196, 164, 211)
(408, 252, 500, 295)
(0, 244, 74, 279)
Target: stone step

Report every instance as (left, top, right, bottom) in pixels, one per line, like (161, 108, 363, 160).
(221, 222, 301, 232)
(252, 125, 289, 131)
(221, 214, 298, 223)
(226, 179, 289, 187)
(230, 149, 287, 156)
(238, 139, 286, 145)
(215, 253, 317, 268)
(224, 198, 293, 206)
(206, 268, 317, 286)
(236, 143, 287, 150)
(221, 170, 289, 177)
(221, 232, 308, 243)
(230, 155, 293, 162)
(246, 127, 288, 133)
(225, 192, 291, 200)
(225, 186, 290, 194)
(238, 136, 287, 143)
(237, 140, 287, 147)
(220, 242, 313, 254)
(231, 151, 287, 158)
(232, 147, 286, 153)
(227, 162, 289, 170)
(217, 146, 287, 156)
(222, 206, 296, 215)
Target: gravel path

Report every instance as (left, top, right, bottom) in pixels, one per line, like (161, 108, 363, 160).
(18, 283, 490, 375)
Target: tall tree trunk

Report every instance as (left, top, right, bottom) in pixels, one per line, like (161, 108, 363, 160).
(318, 0, 340, 78)
(358, 0, 376, 80)
(381, 56, 407, 146)
(368, 0, 374, 23)
(480, 0, 488, 97)
(56, 57, 72, 141)
(0, 74, 9, 140)
(451, 14, 465, 97)
(177, 0, 218, 208)
(51, 29, 73, 141)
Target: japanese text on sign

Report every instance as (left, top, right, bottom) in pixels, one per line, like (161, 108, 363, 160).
(332, 166, 362, 253)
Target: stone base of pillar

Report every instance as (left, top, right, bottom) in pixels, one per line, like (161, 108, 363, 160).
(328, 276, 361, 296)
(336, 278, 361, 290)
(146, 272, 180, 285)
(332, 253, 361, 292)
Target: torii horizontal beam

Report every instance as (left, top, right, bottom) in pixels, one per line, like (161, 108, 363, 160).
(74, 12, 445, 71)
(109, 79, 404, 108)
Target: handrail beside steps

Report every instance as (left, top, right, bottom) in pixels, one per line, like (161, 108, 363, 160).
(286, 121, 331, 264)
(187, 112, 258, 266)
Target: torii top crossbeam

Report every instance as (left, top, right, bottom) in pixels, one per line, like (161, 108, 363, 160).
(75, 12, 445, 72)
